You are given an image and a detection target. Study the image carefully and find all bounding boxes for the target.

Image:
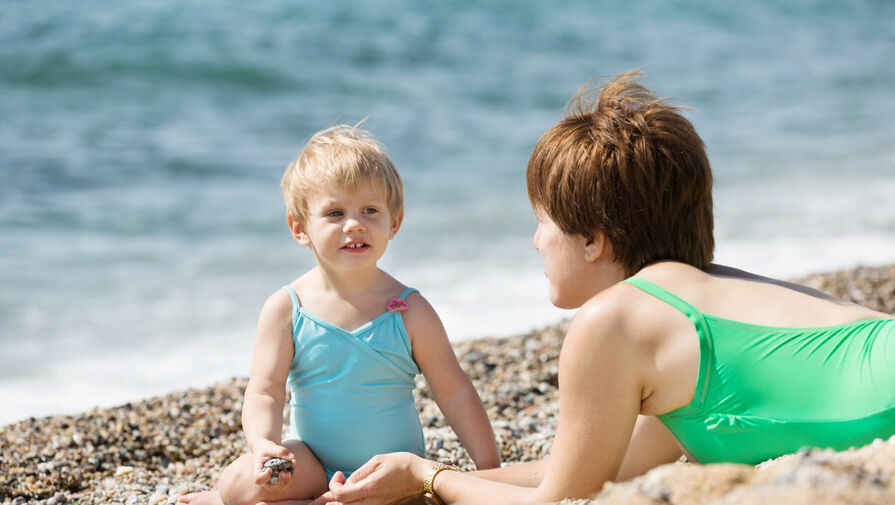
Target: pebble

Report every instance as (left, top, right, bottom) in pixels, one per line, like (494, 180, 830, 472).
(46, 492, 65, 505)
(1, 264, 893, 504)
(263, 458, 294, 484)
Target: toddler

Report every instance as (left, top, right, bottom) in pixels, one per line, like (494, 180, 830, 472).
(178, 124, 499, 505)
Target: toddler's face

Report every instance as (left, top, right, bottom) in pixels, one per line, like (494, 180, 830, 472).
(296, 179, 401, 272)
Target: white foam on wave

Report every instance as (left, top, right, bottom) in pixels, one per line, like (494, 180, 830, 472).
(401, 261, 574, 341)
(713, 171, 895, 277)
(1, 330, 255, 426)
(715, 233, 895, 279)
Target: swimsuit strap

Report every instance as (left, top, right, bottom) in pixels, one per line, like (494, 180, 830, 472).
(281, 285, 303, 331)
(623, 276, 714, 411)
(396, 287, 418, 300)
(282, 284, 302, 308)
(623, 277, 702, 321)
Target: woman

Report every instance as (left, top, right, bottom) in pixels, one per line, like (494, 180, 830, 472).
(310, 71, 895, 505)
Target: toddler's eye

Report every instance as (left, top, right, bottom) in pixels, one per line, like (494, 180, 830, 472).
(326, 210, 344, 218)
(362, 207, 379, 215)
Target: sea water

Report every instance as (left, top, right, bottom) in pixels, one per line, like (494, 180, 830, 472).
(2, 0, 894, 425)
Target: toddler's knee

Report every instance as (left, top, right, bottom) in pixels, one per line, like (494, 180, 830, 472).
(218, 459, 257, 505)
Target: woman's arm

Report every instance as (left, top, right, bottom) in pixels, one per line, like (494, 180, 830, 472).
(615, 415, 683, 481)
(451, 301, 643, 503)
(316, 297, 648, 505)
(471, 460, 548, 486)
(470, 419, 680, 488)
(403, 293, 500, 469)
(316, 454, 536, 505)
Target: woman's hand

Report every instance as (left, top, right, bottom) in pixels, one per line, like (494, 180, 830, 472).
(251, 439, 297, 489)
(310, 452, 433, 505)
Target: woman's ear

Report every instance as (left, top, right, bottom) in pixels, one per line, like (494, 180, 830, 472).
(583, 232, 608, 263)
(287, 214, 311, 246)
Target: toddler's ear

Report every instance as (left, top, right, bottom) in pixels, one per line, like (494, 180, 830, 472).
(389, 209, 404, 238)
(286, 214, 312, 246)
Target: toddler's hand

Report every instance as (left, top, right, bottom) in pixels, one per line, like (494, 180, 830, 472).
(251, 440, 296, 487)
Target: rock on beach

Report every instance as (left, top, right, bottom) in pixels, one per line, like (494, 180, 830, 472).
(2, 264, 894, 505)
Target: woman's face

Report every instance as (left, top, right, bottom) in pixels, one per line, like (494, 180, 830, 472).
(532, 210, 595, 309)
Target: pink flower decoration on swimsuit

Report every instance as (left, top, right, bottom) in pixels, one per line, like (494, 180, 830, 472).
(387, 298, 408, 312)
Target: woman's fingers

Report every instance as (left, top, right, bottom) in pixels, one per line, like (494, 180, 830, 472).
(326, 471, 383, 504)
(326, 480, 367, 503)
(318, 498, 380, 505)
(344, 459, 380, 485)
(311, 453, 419, 505)
(307, 491, 335, 505)
(330, 471, 347, 488)
(308, 472, 345, 505)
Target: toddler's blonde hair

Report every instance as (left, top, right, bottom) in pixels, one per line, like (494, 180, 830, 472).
(281, 124, 404, 223)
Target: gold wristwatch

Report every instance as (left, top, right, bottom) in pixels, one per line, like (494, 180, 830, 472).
(420, 462, 458, 505)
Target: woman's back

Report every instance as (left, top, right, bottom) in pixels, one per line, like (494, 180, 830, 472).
(637, 262, 891, 328)
(626, 261, 895, 464)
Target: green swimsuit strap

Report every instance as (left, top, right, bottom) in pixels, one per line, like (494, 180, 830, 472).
(622, 276, 715, 411)
(623, 277, 703, 319)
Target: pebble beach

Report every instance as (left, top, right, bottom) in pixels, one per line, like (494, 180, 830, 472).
(2, 264, 894, 505)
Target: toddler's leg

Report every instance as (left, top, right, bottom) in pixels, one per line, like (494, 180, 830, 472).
(177, 440, 328, 505)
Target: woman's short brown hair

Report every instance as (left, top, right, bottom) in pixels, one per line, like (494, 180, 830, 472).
(527, 71, 714, 275)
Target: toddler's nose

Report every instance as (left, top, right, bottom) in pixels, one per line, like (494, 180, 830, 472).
(343, 216, 366, 233)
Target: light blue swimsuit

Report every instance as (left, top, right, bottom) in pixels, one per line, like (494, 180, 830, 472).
(282, 286, 426, 479)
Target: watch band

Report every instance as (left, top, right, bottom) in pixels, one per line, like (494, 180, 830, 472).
(421, 462, 458, 505)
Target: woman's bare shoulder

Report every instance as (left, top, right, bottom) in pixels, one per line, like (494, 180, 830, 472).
(570, 282, 669, 350)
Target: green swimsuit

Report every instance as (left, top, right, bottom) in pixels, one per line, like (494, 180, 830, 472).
(624, 277, 895, 464)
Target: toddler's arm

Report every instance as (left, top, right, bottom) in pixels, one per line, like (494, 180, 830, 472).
(404, 294, 501, 470)
(241, 289, 298, 485)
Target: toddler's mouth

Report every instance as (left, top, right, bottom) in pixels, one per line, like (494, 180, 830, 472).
(342, 242, 369, 250)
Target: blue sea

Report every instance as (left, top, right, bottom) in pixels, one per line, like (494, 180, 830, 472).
(2, 0, 894, 425)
